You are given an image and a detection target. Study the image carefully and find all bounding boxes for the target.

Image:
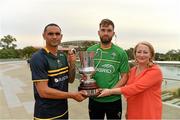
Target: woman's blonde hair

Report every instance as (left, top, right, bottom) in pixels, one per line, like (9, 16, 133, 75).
(133, 41, 155, 67)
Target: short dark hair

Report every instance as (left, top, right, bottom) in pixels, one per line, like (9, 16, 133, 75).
(43, 23, 61, 33)
(99, 19, 114, 29)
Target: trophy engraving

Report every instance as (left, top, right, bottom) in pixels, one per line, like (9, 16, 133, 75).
(78, 51, 99, 96)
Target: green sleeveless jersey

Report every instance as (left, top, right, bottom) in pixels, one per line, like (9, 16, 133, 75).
(87, 43, 129, 102)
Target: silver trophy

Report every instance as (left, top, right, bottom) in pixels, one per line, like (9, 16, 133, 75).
(78, 51, 99, 96)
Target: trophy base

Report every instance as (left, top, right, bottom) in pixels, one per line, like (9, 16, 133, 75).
(78, 87, 99, 97)
(78, 80, 99, 97)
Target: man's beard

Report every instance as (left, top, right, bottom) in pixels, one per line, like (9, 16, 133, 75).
(100, 36, 112, 45)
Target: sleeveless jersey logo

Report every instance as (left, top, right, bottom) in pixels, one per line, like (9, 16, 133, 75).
(111, 52, 116, 59)
(57, 59, 60, 64)
(57, 59, 62, 67)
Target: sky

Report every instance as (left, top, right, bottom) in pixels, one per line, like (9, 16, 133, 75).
(0, 0, 180, 53)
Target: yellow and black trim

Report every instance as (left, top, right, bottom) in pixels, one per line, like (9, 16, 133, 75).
(33, 79, 48, 82)
(43, 47, 50, 53)
(48, 66, 69, 77)
(48, 66, 68, 73)
(34, 110, 68, 120)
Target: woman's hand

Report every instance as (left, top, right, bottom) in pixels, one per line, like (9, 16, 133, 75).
(97, 89, 112, 97)
(98, 88, 121, 97)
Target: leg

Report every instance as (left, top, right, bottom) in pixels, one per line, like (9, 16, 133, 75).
(88, 98, 105, 120)
(106, 99, 122, 120)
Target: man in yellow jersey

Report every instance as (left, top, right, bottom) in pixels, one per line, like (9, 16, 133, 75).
(30, 23, 86, 119)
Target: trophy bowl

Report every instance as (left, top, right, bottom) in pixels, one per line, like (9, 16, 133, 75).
(78, 51, 99, 97)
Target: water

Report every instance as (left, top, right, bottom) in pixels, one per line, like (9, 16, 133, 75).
(159, 64, 180, 91)
(160, 65, 180, 81)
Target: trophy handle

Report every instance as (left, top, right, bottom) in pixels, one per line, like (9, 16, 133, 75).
(94, 48, 103, 70)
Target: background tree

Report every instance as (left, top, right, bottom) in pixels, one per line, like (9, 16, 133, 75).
(125, 48, 134, 60)
(22, 46, 38, 59)
(0, 35, 17, 49)
(0, 49, 18, 58)
(165, 49, 180, 61)
(79, 41, 98, 51)
(155, 53, 166, 61)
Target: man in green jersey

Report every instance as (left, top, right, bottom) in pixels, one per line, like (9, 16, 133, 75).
(87, 19, 129, 119)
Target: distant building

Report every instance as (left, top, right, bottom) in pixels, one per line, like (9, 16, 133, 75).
(61, 40, 99, 47)
(60, 40, 99, 51)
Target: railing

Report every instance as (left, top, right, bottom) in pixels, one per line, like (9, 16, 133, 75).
(155, 61, 180, 108)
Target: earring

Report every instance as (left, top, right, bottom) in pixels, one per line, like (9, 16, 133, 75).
(147, 59, 154, 67)
(134, 58, 138, 66)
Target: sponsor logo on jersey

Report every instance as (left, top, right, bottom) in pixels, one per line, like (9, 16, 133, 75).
(54, 75, 68, 83)
(96, 64, 115, 74)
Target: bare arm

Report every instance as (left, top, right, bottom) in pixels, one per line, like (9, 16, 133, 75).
(113, 73, 128, 88)
(67, 51, 76, 83)
(98, 73, 128, 97)
(68, 63, 76, 83)
(98, 88, 121, 97)
(35, 81, 85, 102)
(99, 66, 163, 98)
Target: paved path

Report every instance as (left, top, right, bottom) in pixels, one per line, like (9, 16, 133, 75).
(0, 61, 180, 119)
